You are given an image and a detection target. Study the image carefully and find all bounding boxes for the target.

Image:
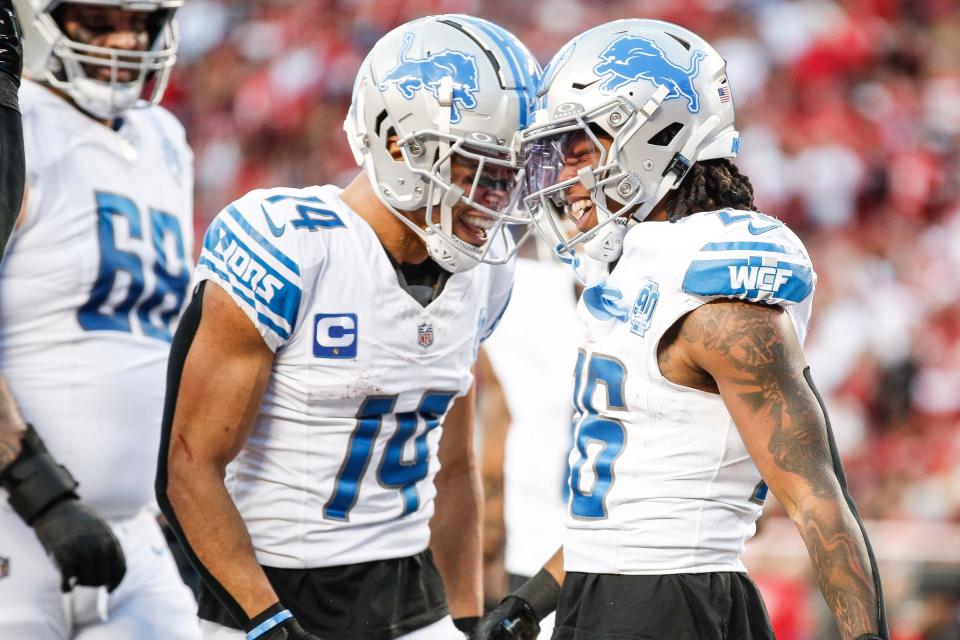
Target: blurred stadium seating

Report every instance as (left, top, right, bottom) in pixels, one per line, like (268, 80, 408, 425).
(162, 1, 960, 638)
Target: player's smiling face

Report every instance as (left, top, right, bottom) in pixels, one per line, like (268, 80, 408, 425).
(58, 4, 153, 83)
(448, 155, 515, 247)
(555, 130, 620, 232)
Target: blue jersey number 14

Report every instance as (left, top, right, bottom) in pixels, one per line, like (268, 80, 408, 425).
(324, 391, 457, 521)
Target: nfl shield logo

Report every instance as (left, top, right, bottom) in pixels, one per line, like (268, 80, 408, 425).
(0, 556, 8, 579)
(418, 322, 434, 348)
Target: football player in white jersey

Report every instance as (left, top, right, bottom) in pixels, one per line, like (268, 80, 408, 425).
(478, 19, 888, 640)
(156, 15, 540, 640)
(0, 0, 198, 638)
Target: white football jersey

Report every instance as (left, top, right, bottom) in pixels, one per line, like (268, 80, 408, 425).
(483, 257, 579, 577)
(194, 184, 514, 569)
(563, 209, 815, 575)
(0, 80, 194, 520)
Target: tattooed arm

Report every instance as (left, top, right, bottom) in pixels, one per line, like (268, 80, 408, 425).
(0, 376, 26, 472)
(665, 300, 885, 640)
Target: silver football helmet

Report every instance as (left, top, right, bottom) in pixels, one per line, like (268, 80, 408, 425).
(344, 14, 540, 273)
(522, 19, 740, 263)
(15, 0, 181, 119)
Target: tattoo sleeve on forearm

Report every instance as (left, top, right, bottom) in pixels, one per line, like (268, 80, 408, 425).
(681, 301, 881, 639)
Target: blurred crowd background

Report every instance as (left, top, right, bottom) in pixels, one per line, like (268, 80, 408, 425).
(159, 1, 960, 638)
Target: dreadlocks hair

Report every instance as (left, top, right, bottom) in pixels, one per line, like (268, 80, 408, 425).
(663, 158, 758, 222)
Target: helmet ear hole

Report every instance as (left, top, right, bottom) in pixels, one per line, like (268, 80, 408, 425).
(374, 110, 389, 137)
(647, 122, 684, 147)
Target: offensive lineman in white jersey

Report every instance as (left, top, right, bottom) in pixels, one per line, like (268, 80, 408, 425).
(0, 0, 198, 638)
(478, 19, 889, 640)
(156, 15, 540, 640)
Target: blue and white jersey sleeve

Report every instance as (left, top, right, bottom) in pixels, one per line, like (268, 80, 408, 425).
(195, 189, 314, 352)
(681, 209, 816, 308)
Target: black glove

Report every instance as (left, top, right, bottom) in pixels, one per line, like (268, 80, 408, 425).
(0, 0, 22, 85)
(474, 568, 562, 640)
(454, 616, 480, 636)
(0, 425, 126, 592)
(855, 635, 886, 640)
(474, 597, 540, 640)
(245, 603, 321, 640)
(34, 498, 126, 592)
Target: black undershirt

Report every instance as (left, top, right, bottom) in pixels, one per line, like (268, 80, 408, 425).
(385, 250, 450, 308)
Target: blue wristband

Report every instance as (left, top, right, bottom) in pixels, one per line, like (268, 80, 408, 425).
(245, 609, 293, 639)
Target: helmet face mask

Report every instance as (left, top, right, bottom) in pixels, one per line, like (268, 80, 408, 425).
(522, 99, 649, 263)
(404, 130, 532, 268)
(522, 19, 741, 263)
(15, 0, 181, 119)
(344, 15, 540, 273)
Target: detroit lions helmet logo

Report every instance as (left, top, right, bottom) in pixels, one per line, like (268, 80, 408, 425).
(378, 33, 480, 124)
(593, 35, 705, 113)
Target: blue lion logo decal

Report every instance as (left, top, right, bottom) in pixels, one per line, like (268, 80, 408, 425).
(378, 33, 480, 124)
(593, 35, 705, 113)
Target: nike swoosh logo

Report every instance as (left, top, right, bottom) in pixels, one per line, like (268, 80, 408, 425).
(719, 212, 752, 224)
(747, 222, 781, 235)
(261, 205, 286, 238)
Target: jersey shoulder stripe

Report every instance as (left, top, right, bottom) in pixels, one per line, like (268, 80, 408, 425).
(681, 214, 815, 306)
(699, 240, 807, 259)
(196, 200, 304, 349)
(225, 204, 301, 276)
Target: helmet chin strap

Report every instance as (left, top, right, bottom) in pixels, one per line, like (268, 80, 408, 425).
(583, 216, 628, 261)
(425, 181, 482, 273)
(362, 180, 480, 274)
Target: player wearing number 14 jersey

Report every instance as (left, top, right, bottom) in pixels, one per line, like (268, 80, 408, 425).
(0, 1, 198, 638)
(157, 15, 540, 640)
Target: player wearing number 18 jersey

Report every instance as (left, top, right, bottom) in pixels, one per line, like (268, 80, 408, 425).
(157, 15, 540, 640)
(0, 1, 198, 638)
(478, 19, 888, 640)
